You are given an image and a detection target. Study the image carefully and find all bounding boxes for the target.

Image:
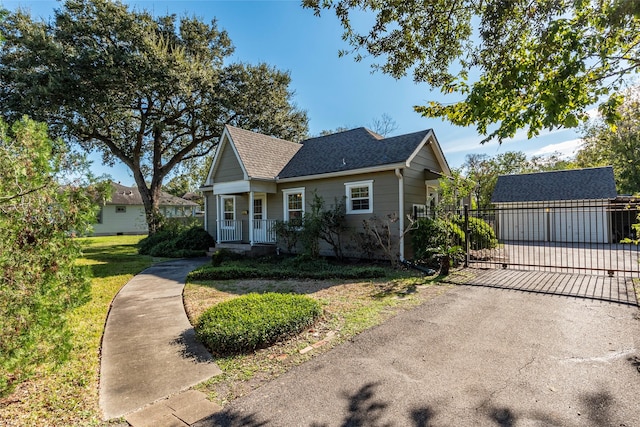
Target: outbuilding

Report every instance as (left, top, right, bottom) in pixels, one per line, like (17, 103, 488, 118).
(491, 167, 618, 243)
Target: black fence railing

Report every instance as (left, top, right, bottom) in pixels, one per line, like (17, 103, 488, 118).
(413, 201, 640, 278)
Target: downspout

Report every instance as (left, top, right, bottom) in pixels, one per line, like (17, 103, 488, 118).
(395, 168, 405, 262)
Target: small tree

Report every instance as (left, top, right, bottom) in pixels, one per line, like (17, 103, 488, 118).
(0, 117, 107, 396)
(363, 213, 417, 267)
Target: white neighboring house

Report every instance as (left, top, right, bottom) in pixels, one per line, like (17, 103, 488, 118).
(92, 182, 199, 235)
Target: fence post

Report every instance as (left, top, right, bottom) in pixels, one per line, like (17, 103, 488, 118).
(464, 204, 470, 268)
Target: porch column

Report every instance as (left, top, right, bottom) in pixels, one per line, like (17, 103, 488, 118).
(249, 191, 255, 245)
(216, 194, 221, 244)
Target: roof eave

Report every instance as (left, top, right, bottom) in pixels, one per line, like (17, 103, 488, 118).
(276, 162, 406, 183)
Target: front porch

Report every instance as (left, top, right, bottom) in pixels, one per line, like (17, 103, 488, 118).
(213, 187, 281, 248)
(216, 219, 278, 244)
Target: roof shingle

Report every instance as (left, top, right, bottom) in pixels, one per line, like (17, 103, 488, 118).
(226, 126, 302, 180)
(491, 167, 618, 203)
(277, 128, 432, 178)
(108, 182, 198, 206)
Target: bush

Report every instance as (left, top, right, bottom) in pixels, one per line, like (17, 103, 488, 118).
(195, 293, 322, 355)
(138, 230, 175, 255)
(451, 216, 497, 250)
(139, 226, 213, 257)
(411, 218, 462, 260)
(174, 226, 214, 250)
(0, 118, 104, 396)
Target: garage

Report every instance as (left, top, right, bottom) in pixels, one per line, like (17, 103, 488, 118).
(491, 167, 617, 244)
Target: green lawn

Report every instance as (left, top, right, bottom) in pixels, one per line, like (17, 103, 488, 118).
(0, 235, 153, 427)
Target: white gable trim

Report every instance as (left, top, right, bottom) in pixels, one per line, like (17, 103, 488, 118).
(405, 130, 452, 176)
(205, 126, 249, 185)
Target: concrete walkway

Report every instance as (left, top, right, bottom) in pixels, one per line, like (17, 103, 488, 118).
(99, 258, 222, 422)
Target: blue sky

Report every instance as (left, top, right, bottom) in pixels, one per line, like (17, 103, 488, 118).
(3, 0, 585, 185)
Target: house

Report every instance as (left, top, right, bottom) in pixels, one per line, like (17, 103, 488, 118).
(92, 182, 199, 235)
(200, 125, 451, 260)
(491, 167, 618, 243)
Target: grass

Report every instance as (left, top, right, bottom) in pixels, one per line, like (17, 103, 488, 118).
(0, 235, 153, 427)
(184, 268, 450, 407)
(0, 239, 452, 424)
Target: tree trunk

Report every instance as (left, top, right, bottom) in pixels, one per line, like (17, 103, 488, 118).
(439, 255, 451, 275)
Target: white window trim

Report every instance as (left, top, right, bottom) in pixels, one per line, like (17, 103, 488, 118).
(221, 195, 236, 228)
(345, 180, 373, 214)
(282, 187, 305, 222)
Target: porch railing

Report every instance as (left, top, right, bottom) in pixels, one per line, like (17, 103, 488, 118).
(218, 220, 242, 242)
(217, 219, 278, 244)
(252, 219, 277, 244)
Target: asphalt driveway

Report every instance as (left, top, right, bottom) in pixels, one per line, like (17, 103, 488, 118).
(195, 284, 640, 427)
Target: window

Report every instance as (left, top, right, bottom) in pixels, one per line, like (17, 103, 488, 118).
(96, 207, 104, 224)
(345, 180, 373, 214)
(115, 206, 126, 213)
(282, 188, 305, 226)
(222, 197, 235, 221)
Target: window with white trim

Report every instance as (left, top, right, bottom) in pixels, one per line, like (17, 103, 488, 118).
(221, 196, 235, 227)
(345, 180, 373, 214)
(282, 188, 305, 226)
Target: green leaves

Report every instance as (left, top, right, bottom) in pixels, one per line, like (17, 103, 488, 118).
(1, 0, 309, 234)
(0, 117, 104, 396)
(304, 0, 640, 142)
(577, 87, 640, 195)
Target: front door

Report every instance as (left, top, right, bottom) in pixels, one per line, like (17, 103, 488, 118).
(253, 196, 267, 243)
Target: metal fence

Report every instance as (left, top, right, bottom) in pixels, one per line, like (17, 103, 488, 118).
(415, 201, 640, 278)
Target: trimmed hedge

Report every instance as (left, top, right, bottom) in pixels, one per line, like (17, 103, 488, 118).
(195, 293, 322, 354)
(188, 263, 386, 281)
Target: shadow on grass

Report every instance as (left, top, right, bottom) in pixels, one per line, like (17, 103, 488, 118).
(79, 240, 153, 279)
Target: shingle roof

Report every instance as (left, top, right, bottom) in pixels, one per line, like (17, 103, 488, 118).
(491, 167, 617, 203)
(108, 182, 198, 206)
(277, 128, 432, 179)
(226, 125, 302, 179)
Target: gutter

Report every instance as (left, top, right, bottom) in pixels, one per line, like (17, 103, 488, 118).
(277, 162, 406, 183)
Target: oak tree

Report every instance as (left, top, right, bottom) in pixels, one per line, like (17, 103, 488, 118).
(1, 0, 309, 234)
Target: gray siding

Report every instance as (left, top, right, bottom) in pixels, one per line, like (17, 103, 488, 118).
(404, 142, 441, 207)
(275, 171, 400, 257)
(204, 192, 217, 239)
(213, 144, 244, 182)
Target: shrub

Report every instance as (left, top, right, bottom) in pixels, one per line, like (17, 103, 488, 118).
(138, 230, 175, 255)
(451, 216, 497, 250)
(140, 226, 213, 257)
(174, 226, 214, 250)
(412, 218, 461, 260)
(0, 118, 104, 396)
(195, 293, 322, 355)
